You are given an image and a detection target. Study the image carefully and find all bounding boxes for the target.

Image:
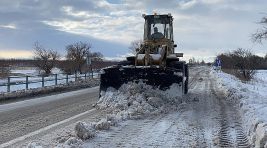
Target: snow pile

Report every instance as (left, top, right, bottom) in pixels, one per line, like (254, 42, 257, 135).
(255, 123, 267, 147)
(53, 137, 83, 148)
(96, 82, 183, 120)
(64, 137, 83, 146)
(74, 122, 96, 140)
(29, 123, 87, 148)
(211, 69, 267, 147)
(27, 142, 43, 148)
(94, 118, 111, 130)
(47, 116, 117, 147)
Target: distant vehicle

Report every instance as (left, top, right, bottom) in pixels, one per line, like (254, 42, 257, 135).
(213, 58, 222, 71)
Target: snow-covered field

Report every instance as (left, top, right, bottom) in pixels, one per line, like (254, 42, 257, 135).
(212, 69, 267, 147)
(10, 67, 61, 76)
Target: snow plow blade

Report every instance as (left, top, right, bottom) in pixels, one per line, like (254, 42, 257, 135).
(99, 66, 184, 96)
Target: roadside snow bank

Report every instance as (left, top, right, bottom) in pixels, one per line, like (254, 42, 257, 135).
(211, 70, 267, 147)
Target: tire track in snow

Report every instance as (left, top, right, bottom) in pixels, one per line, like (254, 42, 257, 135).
(225, 102, 250, 148)
(188, 67, 205, 89)
(211, 80, 250, 148)
(217, 106, 235, 147)
(234, 121, 250, 147)
(188, 77, 208, 147)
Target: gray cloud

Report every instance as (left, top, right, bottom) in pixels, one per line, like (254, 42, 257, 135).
(0, 0, 266, 61)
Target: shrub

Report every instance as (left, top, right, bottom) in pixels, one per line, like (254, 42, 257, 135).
(217, 48, 257, 81)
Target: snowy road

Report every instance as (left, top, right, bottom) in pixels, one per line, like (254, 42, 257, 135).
(1, 66, 252, 147)
(84, 66, 250, 147)
(0, 87, 99, 145)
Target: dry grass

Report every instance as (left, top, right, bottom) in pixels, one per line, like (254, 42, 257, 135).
(222, 68, 254, 82)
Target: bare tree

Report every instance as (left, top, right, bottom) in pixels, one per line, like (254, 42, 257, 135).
(90, 52, 104, 61)
(66, 42, 91, 73)
(200, 60, 205, 65)
(129, 39, 143, 54)
(232, 48, 256, 80)
(58, 60, 75, 74)
(188, 57, 196, 65)
(0, 63, 10, 78)
(217, 48, 256, 80)
(252, 16, 267, 43)
(34, 42, 60, 75)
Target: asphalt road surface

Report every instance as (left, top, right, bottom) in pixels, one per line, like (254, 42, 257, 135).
(0, 87, 99, 144)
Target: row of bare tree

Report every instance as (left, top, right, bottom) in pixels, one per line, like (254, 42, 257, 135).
(188, 57, 206, 65)
(34, 41, 103, 75)
(217, 48, 267, 80)
(0, 62, 10, 78)
(216, 16, 267, 80)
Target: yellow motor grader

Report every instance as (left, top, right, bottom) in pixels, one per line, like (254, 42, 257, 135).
(99, 13, 188, 96)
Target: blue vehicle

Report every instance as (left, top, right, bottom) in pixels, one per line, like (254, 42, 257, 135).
(214, 58, 222, 71)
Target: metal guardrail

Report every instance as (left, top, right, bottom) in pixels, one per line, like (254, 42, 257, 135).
(0, 72, 99, 93)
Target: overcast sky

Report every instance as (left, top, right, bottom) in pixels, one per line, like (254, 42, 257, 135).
(0, 0, 266, 62)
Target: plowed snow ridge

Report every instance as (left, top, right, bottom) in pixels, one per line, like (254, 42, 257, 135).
(96, 81, 183, 120)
